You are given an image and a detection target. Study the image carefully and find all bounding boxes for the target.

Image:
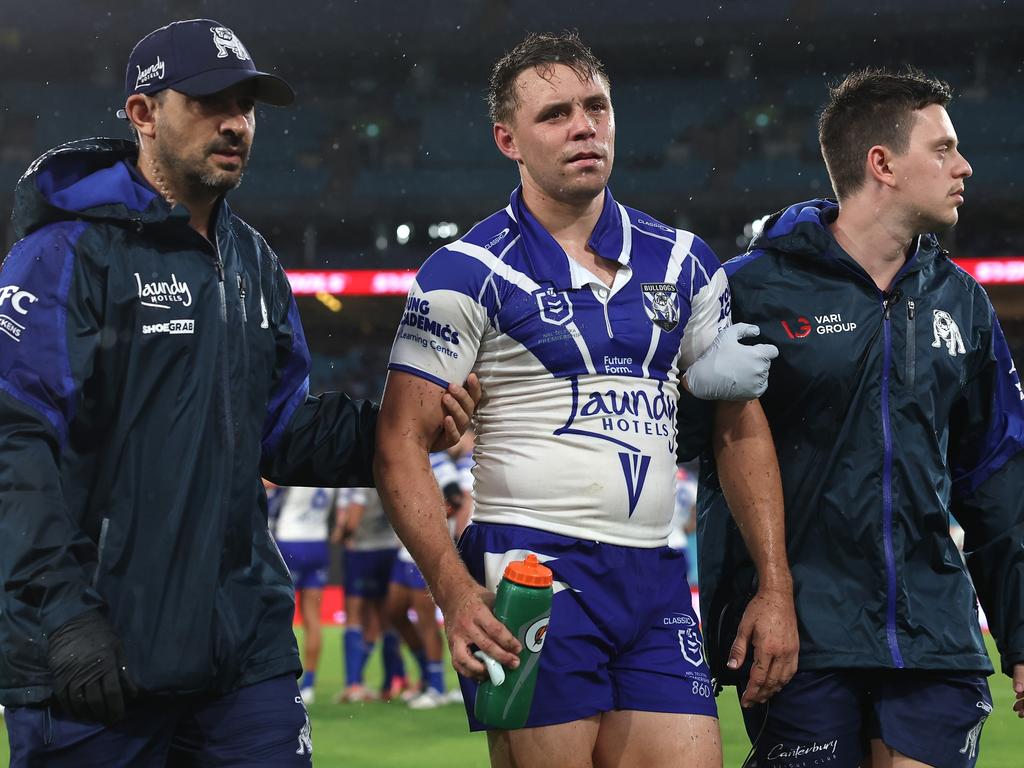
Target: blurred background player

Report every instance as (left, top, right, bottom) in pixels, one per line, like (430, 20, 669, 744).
(384, 452, 466, 710)
(447, 427, 477, 539)
(332, 486, 406, 702)
(670, 462, 699, 587)
(270, 484, 337, 705)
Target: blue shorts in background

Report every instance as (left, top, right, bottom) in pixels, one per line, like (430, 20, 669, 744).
(344, 547, 399, 598)
(456, 521, 716, 731)
(389, 558, 428, 591)
(739, 668, 993, 768)
(278, 540, 329, 590)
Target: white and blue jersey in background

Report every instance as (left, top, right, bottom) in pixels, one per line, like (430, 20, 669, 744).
(345, 488, 400, 552)
(391, 452, 462, 589)
(388, 187, 730, 546)
(273, 487, 335, 590)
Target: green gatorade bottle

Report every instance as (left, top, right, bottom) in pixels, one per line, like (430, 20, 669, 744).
(473, 554, 553, 729)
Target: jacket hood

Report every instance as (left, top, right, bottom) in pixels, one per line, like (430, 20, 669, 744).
(12, 138, 177, 240)
(747, 198, 942, 276)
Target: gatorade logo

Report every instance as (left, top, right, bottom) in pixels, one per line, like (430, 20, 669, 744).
(524, 617, 549, 653)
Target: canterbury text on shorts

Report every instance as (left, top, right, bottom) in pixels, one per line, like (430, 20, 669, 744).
(5, 674, 313, 767)
(344, 547, 399, 598)
(739, 668, 993, 768)
(456, 521, 717, 731)
(278, 540, 329, 590)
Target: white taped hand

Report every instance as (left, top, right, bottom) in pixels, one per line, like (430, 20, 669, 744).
(684, 323, 779, 401)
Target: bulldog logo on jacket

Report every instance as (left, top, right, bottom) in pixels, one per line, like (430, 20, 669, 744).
(932, 309, 965, 357)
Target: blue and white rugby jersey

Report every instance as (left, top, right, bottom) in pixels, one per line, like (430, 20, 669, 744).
(388, 188, 730, 547)
(346, 488, 400, 552)
(275, 487, 334, 542)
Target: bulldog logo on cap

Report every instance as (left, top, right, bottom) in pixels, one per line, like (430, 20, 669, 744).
(210, 27, 250, 61)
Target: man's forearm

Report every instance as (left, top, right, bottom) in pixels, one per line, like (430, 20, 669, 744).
(712, 399, 791, 590)
(373, 446, 475, 606)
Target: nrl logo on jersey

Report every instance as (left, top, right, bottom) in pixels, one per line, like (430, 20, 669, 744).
(641, 283, 679, 332)
(535, 287, 574, 327)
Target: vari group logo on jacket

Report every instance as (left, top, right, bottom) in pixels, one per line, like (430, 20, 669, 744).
(780, 312, 857, 339)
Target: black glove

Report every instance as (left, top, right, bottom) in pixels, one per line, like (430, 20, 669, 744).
(47, 609, 137, 725)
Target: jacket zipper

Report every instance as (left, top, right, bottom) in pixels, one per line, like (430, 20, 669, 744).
(213, 233, 235, 454)
(237, 274, 248, 323)
(905, 298, 916, 387)
(881, 291, 906, 668)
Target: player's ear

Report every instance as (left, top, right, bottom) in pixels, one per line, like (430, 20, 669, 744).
(494, 122, 521, 163)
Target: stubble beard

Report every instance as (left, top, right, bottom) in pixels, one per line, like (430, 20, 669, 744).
(154, 135, 249, 202)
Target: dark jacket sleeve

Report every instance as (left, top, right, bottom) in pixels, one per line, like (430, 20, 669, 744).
(258, 253, 378, 487)
(951, 309, 1024, 676)
(0, 224, 105, 635)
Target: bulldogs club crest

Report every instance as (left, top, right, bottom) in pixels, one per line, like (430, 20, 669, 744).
(211, 27, 251, 60)
(641, 283, 680, 332)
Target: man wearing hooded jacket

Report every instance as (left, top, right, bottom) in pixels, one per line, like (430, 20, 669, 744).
(0, 19, 480, 767)
(681, 68, 1024, 768)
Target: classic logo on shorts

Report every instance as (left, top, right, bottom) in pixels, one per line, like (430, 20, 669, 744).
(932, 309, 966, 357)
(674, 615, 705, 667)
(524, 617, 550, 653)
(535, 287, 574, 327)
(210, 27, 250, 60)
(641, 283, 679, 332)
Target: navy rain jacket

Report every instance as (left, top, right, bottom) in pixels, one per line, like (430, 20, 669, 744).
(679, 199, 1024, 680)
(0, 139, 378, 705)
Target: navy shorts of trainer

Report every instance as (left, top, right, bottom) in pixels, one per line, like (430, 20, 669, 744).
(4, 673, 312, 767)
(738, 668, 993, 768)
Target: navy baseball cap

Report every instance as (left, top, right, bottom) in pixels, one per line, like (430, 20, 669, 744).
(116, 19, 294, 119)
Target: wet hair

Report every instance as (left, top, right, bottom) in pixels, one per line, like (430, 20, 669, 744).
(487, 30, 608, 124)
(818, 67, 953, 200)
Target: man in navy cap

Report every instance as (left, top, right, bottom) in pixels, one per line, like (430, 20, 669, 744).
(0, 19, 479, 766)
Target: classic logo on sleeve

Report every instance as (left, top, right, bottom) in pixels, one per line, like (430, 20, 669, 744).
(641, 283, 679, 332)
(0, 285, 38, 343)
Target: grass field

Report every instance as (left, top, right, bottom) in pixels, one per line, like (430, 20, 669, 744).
(1, 629, 1020, 766)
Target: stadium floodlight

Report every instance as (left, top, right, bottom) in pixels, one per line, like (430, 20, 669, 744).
(429, 222, 460, 240)
(736, 213, 772, 248)
(396, 223, 412, 245)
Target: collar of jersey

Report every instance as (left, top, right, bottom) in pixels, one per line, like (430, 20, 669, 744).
(508, 185, 629, 290)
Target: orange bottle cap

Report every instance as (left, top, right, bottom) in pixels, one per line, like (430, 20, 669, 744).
(503, 554, 553, 587)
